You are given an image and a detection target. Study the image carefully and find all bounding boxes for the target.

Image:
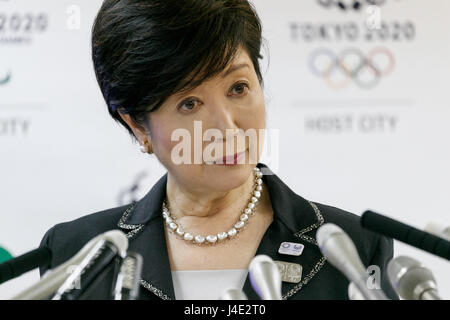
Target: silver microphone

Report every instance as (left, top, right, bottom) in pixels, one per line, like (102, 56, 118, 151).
(220, 288, 248, 300)
(113, 252, 143, 300)
(248, 255, 282, 300)
(316, 223, 389, 300)
(387, 256, 442, 300)
(348, 282, 366, 300)
(425, 222, 450, 241)
(12, 230, 128, 300)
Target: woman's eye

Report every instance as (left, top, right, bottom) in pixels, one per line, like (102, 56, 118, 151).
(229, 82, 249, 96)
(177, 98, 198, 112)
(177, 82, 248, 112)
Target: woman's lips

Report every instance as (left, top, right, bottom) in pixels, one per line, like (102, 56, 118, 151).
(214, 150, 246, 165)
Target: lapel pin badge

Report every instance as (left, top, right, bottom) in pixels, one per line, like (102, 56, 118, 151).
(278, 242, 304, 256)
(274, 261, 303, 284)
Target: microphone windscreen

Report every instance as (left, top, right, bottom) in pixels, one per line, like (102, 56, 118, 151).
(316, 223, 342, 249)
(220, 288, 248, 300)
(425, 222, 450, 240)
(0, 246, 51, 284)
(361, 210, 450, 260)
(387, 256, 438, 300)
(348, 282, 365, 300)
(248, 254, 273, 271)
(103, 230, 129, 255)
(248, 254, 282, 300)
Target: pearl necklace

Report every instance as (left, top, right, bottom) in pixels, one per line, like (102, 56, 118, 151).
(162, 167, 264, 245)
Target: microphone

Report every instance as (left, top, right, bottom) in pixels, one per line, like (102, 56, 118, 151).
(0, 246, 51, 285)
(361, 210, 450, 261)
(112, 252, 143, 300)
(387, 256, 442, 300)
(220, 288, 248, 300)
(0, 246, 13, 264)
(316, 223, 389, 300)
(248, 255, 282, 300)
(348, 282, 365, 300)
(51, 234, 127, 300)
(11, 230, 128, 300)
(425, 222, 450, 241)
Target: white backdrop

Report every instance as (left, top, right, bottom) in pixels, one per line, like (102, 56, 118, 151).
(1, 0, 449, 299)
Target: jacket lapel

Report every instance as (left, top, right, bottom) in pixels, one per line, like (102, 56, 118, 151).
(116, 172, 176, 300)
(116, 162, 326, 300)
(241, 163, 326, 299)
(128, 218, 175, 300)
(241, 218, 326, 299)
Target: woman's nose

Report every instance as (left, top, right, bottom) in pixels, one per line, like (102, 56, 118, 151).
(207, 101, 239, 136)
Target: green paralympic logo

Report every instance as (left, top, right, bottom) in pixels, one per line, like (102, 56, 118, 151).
(0, 246, 13, 263)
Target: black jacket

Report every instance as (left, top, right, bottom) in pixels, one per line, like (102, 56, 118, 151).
(39, 162, 399, 300)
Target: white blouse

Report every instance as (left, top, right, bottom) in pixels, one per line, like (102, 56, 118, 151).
(171, 269, 249, 300)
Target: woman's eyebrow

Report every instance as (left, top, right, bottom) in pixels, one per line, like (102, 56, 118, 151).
(171, 62, 251, 100)
(221, 63, 250, 78)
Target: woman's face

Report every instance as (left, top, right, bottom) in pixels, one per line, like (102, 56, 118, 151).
(147, 45, 266, 193)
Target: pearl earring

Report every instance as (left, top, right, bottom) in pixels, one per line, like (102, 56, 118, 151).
(139, 141, 150, 153)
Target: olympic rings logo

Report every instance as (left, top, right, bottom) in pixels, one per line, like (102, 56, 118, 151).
(317, 0, 387, 11)
(308, 47, 395, 89)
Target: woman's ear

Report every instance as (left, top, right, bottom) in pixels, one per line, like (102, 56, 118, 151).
(117, 109, 153, 153)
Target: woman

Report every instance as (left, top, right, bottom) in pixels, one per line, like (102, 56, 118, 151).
(39, 0, 398, 300)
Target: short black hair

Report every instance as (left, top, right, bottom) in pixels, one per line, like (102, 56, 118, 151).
(91, 0, 266, 141)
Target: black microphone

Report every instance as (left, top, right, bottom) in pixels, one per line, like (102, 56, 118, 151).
(0, 246, 52, 284)
(51, 235, 127, 300)
(112, 252, 143, 300)
(361, 210, 450, 261)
